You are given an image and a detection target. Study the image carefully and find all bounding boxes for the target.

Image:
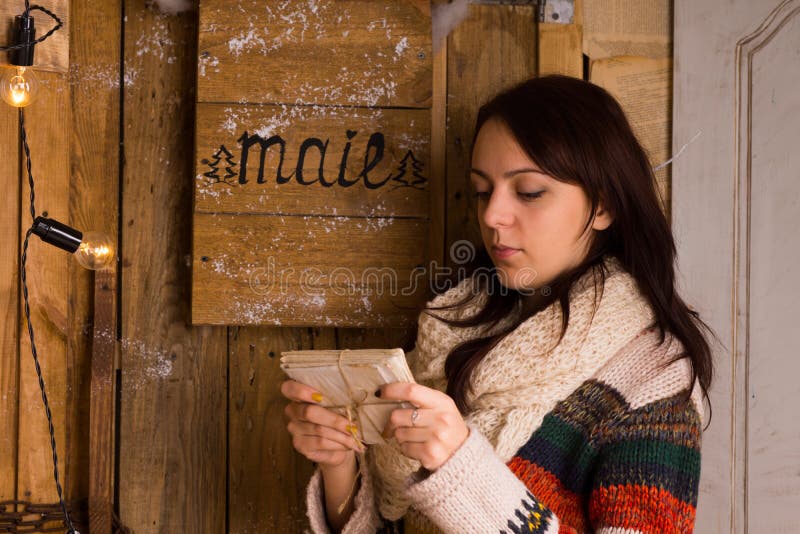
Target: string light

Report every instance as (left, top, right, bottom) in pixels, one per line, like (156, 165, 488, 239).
(1, 65, 40, 107)
(1, 9, 42, 107)
(2, 2, 81, 533)
(32, 217, 116, 271)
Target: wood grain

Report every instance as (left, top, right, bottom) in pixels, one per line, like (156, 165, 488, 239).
(445, 4, 537, 264)
(16, 68, 70, 514)
(67, 1, 122, 527)
(118, 3, 227, 532)
(88, 269, 117, 533)
(192, 213, 428, 327)
(428, 5, 447, 282)
(197, 0, 432, 108)
(538, 22, 583, 78)
(227, 326, 317, 533)
(0, 84, 20, 503)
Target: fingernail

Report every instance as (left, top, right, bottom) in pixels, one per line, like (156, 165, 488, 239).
(374, 388, 381, 398)
(311, 392, 323, 403)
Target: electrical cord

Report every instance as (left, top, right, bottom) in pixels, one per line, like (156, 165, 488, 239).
(5, 1, 77, 530)
(19, 108, 78, 534)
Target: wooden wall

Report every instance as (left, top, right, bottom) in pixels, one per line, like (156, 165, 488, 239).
(0, 1, 667, 532)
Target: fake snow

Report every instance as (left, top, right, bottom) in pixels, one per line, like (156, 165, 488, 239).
(394, 37, 409, 61)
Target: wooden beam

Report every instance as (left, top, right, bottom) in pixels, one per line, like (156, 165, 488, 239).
(445, 4, 537, 262)
(227, 326, 317, 532)
(118, 2, 227, 531)
(0, 86, 20, 504)
(89, 269, 117, 534)
(67, 1, 122, 527)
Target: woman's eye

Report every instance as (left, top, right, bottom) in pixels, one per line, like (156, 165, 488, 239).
(473, 191, 491, 200)
(518, 191, 544, 200)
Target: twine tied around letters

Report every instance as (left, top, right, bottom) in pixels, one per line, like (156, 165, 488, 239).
(329, 349, 388, 514)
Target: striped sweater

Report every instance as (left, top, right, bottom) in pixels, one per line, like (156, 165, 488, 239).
(306, 326, 704, 534)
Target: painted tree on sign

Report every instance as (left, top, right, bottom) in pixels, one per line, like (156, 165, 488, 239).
(388, 150, 428, 191)
(203, 145, 238, 185)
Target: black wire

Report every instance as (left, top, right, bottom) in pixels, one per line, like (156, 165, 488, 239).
(19, 109, 35, 221)
(19, 110, 78, 533)
(0, 4, 63, 53)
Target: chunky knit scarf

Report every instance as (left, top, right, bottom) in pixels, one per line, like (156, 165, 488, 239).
(366, 255, 656, 523)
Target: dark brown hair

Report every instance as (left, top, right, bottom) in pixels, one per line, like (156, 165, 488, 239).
(413, 75, 714, 426)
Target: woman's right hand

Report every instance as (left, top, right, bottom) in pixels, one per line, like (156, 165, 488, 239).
(281, 379, 366, 469)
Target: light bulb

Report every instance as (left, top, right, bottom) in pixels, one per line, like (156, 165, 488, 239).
(0, 66, 39, 107)
(31, 217, 116, 271)
(74, 231, 115, 271)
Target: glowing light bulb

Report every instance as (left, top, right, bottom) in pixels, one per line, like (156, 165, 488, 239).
(31, 217, 116, 271)
(74, 231, 115, 271)
(0, 66, 39, 107)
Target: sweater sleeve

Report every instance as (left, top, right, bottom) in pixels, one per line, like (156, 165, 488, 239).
(305, 459, 384, 534)
(403, 382, 702, 534)
(588, 392, 703, 534)
(404, 423, 561, 534)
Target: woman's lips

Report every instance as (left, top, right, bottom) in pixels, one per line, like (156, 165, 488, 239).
(492, 246, 520, 259)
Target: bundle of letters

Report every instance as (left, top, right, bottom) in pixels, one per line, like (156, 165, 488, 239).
(280, 348, 415, 444)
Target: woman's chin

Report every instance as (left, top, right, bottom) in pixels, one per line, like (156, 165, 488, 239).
(494, 266, 540, 291)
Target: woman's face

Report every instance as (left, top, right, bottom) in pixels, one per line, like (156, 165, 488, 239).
(470, 118, 612, 292)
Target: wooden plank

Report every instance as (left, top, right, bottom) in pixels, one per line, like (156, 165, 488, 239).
(118, 3, 227, 532)
(429, 4, 447, 280)
(227, 326, 318, 533)
(66, 0, 122, 521)
(88, 270, 117, 534)
(195, 103, 432, 217)
(445, 4, 537, 263)
(538, 22, 583, 78)
(192, 214, 428, 327)
(197, 0, 432, 108)
(0, 86, 20, 502)
(16, 69, 71, 511)
(0, 0, 70, 73)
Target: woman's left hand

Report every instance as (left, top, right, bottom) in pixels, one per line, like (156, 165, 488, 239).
(378, 382, 470, 471)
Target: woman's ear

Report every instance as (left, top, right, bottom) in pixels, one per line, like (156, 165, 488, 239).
(592, 203, 613, 231)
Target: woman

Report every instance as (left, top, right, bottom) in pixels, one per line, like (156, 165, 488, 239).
(281, 74, 714, 533)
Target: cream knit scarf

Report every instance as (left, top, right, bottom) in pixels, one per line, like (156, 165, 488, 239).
(365, 256, 656, 522)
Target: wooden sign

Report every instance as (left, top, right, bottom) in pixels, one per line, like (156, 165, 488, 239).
(192, 0, 433, 327)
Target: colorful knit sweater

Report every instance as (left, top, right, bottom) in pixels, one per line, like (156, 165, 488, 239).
(305, 260, 704, 533)
(306, 326, 703, 534)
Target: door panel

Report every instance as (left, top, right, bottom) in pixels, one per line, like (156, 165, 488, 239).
(673, 1, 800, 532)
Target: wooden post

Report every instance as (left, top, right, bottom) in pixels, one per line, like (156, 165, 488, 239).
(89, 268, 117, 534)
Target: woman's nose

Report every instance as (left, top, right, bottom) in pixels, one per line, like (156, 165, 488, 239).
(481, 192, 514, 228)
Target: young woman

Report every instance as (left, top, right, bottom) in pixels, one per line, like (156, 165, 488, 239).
(281, 74, 714, 534)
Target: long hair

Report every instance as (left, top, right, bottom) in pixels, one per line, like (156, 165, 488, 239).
(410, 75, 714, 426)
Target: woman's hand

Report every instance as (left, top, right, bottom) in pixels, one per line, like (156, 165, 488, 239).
(281, 379, 365, 469)
(378, 382, 470, 471)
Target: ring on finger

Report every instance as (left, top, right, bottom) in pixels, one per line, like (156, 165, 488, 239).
(410, 408, 419, 427)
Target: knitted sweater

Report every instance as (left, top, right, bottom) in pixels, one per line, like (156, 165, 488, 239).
(305, 267, 704, 533)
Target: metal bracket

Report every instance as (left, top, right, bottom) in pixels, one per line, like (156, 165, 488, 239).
(468, 1, 574, 24)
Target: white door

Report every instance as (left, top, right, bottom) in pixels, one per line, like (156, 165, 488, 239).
(672, 0, 800, 532)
